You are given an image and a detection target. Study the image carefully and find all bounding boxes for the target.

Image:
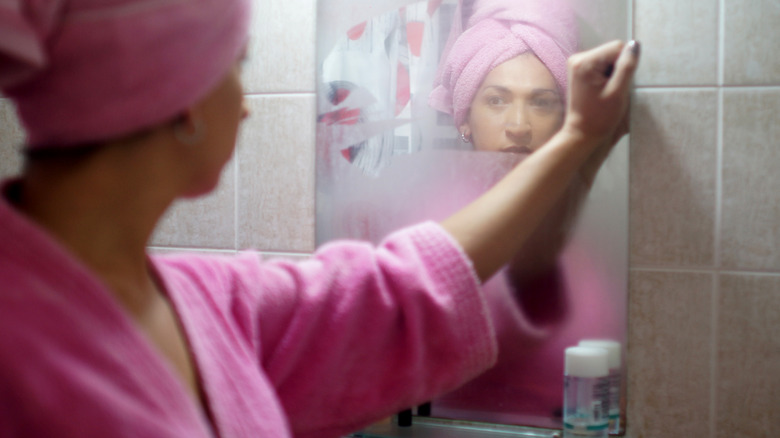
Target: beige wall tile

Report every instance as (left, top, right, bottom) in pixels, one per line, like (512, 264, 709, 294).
(243, 0, 316, 93)
(633, 0, 719, 86)
(716, 274, 780, 438)
(0, 99, 25, 179)
(723, 0, 780, 85)
(721, 89, 780, 271)
(629, 90, 718, 267)
(571, 0, 630, 48)
(151, 159, 237, 250)
(236, 94, 316, 252)
(627, 270, 713, 438)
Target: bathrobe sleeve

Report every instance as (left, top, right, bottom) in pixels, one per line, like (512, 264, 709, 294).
(159, 221, 497, 437)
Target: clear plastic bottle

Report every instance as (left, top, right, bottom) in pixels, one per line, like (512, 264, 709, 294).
(579, 339, 622, 434)
(563, 346, 610, 438)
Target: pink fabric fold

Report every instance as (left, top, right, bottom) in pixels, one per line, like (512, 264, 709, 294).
(0, 177, 498, 437)
(0, 0, 251, 148)
(429, 0, 578, 127)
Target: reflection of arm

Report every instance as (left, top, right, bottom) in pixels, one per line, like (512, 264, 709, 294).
(441, 40, 638, 282)
(506, 175, 588, 280)
(506, 129, 620, 281)
(506, 108, 626, 281)
(502, 175, 589, 328)
(510, 116, 625, 274)
(441, 129, 599, 282)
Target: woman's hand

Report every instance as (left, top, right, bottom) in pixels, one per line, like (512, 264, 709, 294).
(442, 40, 640, 282)
(562, 40, 640, 150)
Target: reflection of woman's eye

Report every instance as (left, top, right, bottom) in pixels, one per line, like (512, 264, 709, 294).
(487, 96, 505, 106)
(531, 97, 560, 111)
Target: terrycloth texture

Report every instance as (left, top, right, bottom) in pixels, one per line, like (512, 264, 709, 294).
(0, 180, 497, 438)
(428, 0, 578, 127)
(0, 0, 250, 148)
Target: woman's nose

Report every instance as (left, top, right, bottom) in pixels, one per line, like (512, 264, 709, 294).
(505, 106, 531, 144)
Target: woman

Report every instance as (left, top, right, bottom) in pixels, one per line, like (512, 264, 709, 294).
(430, 0, 577, 155)
(459, 52, 566, 154)
(426, 0, 628, 428)
(0, 0, 638, 437)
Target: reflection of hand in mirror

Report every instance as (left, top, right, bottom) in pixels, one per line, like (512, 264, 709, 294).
(434, 34, 637, 428)
(428, 0, 590, 301)
(428, 0, 585, 306)
(441, 38, 639, 289)
(315, 0, 638, 430)
(524, 40, 640, 255)
(428, 0, 635, 283)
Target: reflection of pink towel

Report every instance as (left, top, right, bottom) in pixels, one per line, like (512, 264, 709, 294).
(429, 0, 578, 127)
(0, 0, 250, 149)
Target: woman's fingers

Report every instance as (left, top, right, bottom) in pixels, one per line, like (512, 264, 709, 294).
(564, 40, 640, 143)
(603, 40, 641, 99)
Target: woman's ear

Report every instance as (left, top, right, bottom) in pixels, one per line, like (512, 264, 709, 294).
(458, 118, 471, 137)
(171, 109, 206, 146)
(458, 118, 472, 143)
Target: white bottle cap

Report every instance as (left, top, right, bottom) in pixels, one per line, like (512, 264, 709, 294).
(579, 339, 622, 369)
(565, 346, 609, 378)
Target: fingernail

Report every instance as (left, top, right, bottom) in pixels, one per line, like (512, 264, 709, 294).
(627, 40, 641, 57)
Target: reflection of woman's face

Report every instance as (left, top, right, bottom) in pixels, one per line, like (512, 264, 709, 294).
(460, 53, 564, 153)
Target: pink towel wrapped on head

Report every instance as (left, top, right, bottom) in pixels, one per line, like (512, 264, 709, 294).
(0, 0, 250, 149)
(429, 0, 579, 127)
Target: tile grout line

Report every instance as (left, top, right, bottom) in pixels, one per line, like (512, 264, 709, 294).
(630, 266, 780, 277)
(628, 0, 634, 44)
(710, 273, 720, 438)
(710, 0, 727, 435)
(717, 0, 726, 88)
(635, 84, 780, 91)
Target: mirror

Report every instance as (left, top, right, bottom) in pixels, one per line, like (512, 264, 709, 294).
(315, 0, 629, 434)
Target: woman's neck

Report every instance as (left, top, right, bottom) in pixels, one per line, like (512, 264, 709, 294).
(13, 139, 181, 316)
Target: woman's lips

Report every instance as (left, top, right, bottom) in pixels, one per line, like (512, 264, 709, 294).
(501, 145, 533, 154)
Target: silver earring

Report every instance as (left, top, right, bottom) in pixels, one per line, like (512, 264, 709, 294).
(460, 132, 470, 143)
(174, 118, 206, 146)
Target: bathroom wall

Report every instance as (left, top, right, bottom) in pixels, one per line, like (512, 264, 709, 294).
(0, 0, 319, 259)
(628, 0, 779, 437)
(0, 0, 777, 437)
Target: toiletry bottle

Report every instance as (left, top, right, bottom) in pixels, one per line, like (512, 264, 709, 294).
(579, 339, 622, 434)
(563, 346, 610, 438)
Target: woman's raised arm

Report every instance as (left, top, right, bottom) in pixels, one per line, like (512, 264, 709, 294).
(441, 40, 640, 282)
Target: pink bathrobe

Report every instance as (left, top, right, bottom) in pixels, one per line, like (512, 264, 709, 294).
(0, 181, 497, 438)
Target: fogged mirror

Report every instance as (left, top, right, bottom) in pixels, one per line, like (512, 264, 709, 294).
(316, 0, 629, 434)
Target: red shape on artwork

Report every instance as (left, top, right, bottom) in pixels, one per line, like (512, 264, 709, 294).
(318, 108, 361, 126)
(333, 88, 350, 105)
(406, 21, 424, 57)
(347, 21, 367, 40)
(395, 63, 410, 116)
(427, 0, 443, 16)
